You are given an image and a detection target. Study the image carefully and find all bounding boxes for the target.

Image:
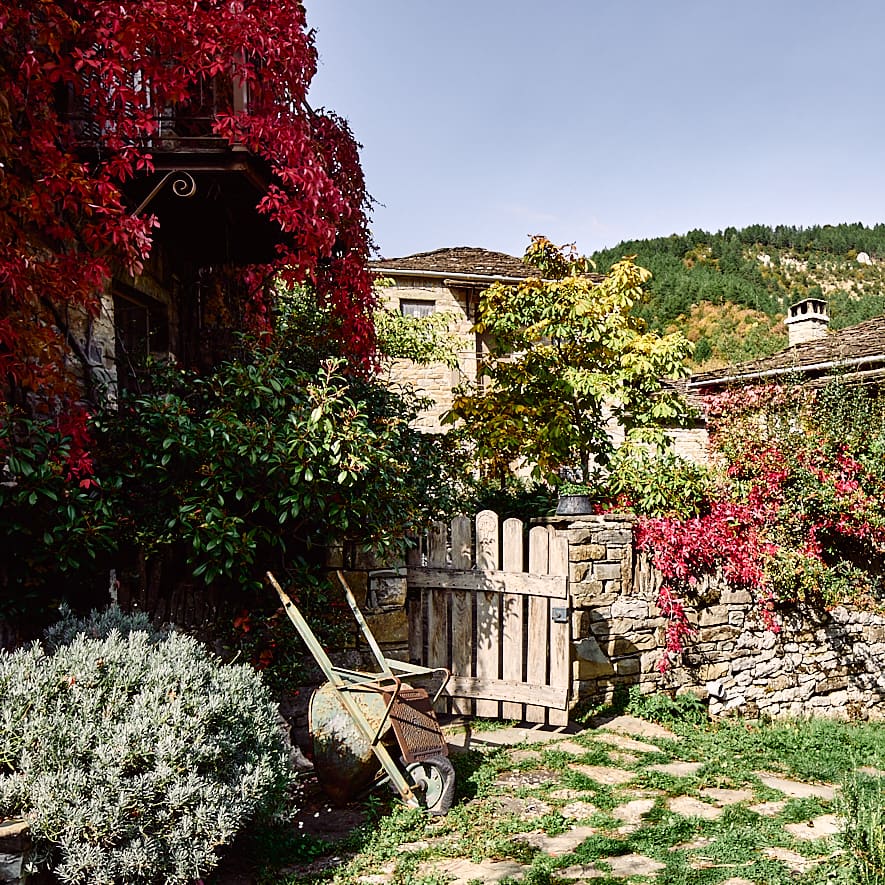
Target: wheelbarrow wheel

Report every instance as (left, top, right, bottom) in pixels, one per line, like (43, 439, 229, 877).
(405, 755, 455, 816)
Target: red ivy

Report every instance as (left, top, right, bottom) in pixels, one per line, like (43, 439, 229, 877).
(1, 0, 377, 421)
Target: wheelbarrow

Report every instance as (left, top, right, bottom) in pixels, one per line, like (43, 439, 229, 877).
(266, 570, 456, 815)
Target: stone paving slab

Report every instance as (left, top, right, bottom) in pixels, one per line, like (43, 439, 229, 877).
(668, 796, 723, 820)
(546, 740, 594, 756)
(649, 760, 704, 777)
(720, 879, 755, 885)
(593, 731, 662, 754)
(396, 840, 430, 852)
(784, 813, 841, 841)
(755, 772, 837, 801)
(603, 853, 666, 877)
(572, 764, 636, 785)
(492, 796, 552, 819)
(444, 723, 577, 751)
(699, 787, 755, 805)
(748, 799, 787, 816)
(509, 749, 542, 764)
(611, 797, 656, 832)
(514, 824, 598, 856)
(420, 858, 526, 884)
(763, 846, 819, 873)
(494, 768, 560, 788)
(550, 788, 589, 800)
(560, 800, 599, 820)
(558, 863, 604, 880)
(593, 714, 679, 740)
(356, 860, 395, 884)
(555, 854, 665, 880)
(607, 751, 639, 766)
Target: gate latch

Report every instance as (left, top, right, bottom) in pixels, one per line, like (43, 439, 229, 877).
(551, 607, 569, 624)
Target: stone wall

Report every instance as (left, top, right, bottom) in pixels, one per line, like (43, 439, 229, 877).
(667, 425, 709, 464)
(555, 513, 885, 720)
(326, 543, 410, 668)
(376, 278, 475, 430)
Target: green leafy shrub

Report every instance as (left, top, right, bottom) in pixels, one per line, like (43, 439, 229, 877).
(466, 476, 558, 522)
(0, 624, 290, 884)
(606, 446, 711, 519)
(0, 408, 118, 621)
(625, 685, 707, 728)
(838, 772, 885, 883)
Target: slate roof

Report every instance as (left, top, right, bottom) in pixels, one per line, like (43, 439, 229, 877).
(370, 246, 538, 280)
(690, 314, 885, 389)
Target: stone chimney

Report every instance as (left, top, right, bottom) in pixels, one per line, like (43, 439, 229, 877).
(784, 298, 829, 347)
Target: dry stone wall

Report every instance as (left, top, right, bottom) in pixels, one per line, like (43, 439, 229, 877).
(555, 513, 885, 720)
(323, 516, 885, 723)
(326, 543, 409, 668)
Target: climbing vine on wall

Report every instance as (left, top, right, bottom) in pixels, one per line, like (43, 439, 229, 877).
(633, 380, 885, 669)
(1, 0, 375, 417)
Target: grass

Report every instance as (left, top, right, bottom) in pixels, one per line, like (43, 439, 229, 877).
(252, 712, 885, 885)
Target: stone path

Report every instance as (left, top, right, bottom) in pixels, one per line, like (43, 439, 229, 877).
(282, 716, 851, 885)
(755, 771, 837, 801)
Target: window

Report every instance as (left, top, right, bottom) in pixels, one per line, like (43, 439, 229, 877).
(114, 290, 170, 390)
(400, 299, 435, 318)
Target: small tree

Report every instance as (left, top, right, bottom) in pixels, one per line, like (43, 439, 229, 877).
(446, 236, 693, 484)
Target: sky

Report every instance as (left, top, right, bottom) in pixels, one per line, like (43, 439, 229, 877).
(306, 1, 885, 260)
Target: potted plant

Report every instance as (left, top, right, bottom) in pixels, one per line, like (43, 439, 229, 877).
(555, 481, 597, 516)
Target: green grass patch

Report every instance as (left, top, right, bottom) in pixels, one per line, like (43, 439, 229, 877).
(266, 716, 885, 884)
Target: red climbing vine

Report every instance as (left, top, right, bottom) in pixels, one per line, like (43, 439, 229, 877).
(1, 0, 375, 415)
(632, 381, 885, 670)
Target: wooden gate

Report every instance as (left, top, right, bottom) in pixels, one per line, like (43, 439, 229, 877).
(406, 510, 571, 726)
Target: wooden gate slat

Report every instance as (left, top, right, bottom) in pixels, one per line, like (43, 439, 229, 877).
(450, 516, 472, 569)
(449, 514, 474, 716)
(525, 525, 551, 724)
(428, 520, 447, 567)
(407, 591, 423, 666)
(547, 528, 571, 726)
(474, 511, 500, 718)
(406, 539, 424, 670)
(427, 587, 448, 693)
(502, 518, 524, 721)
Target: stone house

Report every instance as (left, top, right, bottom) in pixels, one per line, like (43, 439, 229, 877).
(369, 246, 549, 430)
(677, 298, 885, 459)
(690, 297, 885, 392)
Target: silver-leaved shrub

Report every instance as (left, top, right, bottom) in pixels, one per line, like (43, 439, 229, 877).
(0, 623, 291, 884)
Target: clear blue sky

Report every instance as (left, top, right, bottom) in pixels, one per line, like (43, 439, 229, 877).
(306, 1, 885, 260)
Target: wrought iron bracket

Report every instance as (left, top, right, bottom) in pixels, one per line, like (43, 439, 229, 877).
(131, 170, 197, 217)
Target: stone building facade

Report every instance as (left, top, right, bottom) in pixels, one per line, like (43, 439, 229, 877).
(370, 246, 544, 430)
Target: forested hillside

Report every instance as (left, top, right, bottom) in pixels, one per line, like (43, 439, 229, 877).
(590, 223, 885, 368)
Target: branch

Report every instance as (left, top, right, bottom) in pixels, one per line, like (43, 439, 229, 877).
(39, 295, 113, 406)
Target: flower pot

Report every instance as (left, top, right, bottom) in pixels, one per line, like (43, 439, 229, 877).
(556, 494, 594, 516)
